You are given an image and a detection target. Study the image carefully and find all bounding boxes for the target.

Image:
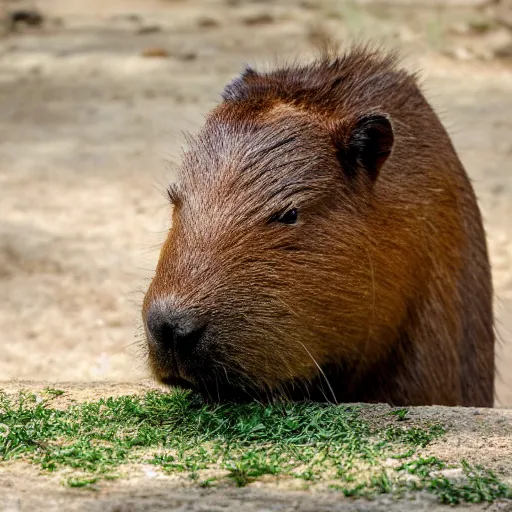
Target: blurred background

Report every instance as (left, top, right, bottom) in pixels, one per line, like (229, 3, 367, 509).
(0, 0, 511, 406)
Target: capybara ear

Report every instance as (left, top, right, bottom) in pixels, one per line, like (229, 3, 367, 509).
(221, 66, 258, 101)
(334, 113, 394, 182)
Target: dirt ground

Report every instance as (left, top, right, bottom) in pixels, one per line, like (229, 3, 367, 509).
(0, 0, 512, 407)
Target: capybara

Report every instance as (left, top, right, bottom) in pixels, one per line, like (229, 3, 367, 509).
(142, 46, 494, 406)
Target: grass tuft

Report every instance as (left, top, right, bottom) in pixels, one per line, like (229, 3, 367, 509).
(0, 388, 510, 504)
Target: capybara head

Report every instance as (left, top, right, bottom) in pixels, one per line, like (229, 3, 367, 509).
(142, 47, 494, 406)
(142, 49, 405, 401)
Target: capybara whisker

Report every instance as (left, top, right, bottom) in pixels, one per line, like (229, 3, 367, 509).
(297, 340, 338, 405)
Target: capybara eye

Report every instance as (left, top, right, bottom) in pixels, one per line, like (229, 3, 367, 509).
(270, 208, 298, 225)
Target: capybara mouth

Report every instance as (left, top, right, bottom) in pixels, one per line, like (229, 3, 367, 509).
(151, 349, 207, 389)
(153, 357, 279, 403)
(165, 378, 278, 404)
(156, 363, 341, 404)
(157, 371, 255, 403)
(159, 375, 196, 391)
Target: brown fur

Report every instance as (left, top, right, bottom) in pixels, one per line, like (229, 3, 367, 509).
(142, 46, 494, 406)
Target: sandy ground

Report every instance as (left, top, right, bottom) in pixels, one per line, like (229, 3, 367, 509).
(0, 0, 512, 406)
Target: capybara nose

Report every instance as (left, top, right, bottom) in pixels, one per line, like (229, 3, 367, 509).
(145, 303, 205, 351)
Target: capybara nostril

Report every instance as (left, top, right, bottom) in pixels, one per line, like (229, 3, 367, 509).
(145, 303, 206, 353)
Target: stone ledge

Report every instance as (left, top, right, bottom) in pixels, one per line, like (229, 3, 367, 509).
(1, 382, 511, 512)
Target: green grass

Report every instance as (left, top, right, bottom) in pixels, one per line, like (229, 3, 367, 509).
(0, 389, 510, 505)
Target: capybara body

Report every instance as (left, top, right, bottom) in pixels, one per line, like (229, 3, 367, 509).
(142, 47, 494, 406)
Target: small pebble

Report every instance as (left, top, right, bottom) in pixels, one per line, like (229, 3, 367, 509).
(137, 25, 161, 35)
(242, 13, 274, 26)
(197, 17, 220, 28)
(141, 47, 169, 58)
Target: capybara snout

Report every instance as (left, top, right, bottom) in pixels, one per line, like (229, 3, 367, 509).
(145, 301, 206, 357)
(145, 299, 210, 388)
(142, 46, 495, 406)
